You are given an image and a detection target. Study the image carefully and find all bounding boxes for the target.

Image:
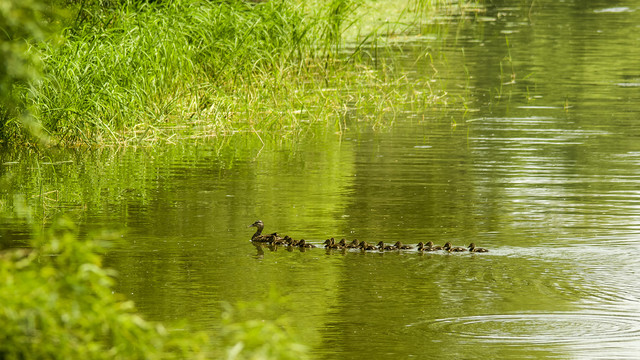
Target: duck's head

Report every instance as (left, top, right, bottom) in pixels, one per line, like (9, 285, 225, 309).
(468, 242, 476, 249)
(417, 242, 425, 247)
(426, 241, 434, 247)
(394, 241, 402, 247)
(323, 239, 332, 245)
(248, 220, 264, 229)
(338, 239, 347, 246)
(376, 241, 385, 247)
(443, 242, 453, 250)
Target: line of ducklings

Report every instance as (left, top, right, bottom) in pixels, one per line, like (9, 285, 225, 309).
(248, 220, 488, 253)
(324, 238, 488, 253)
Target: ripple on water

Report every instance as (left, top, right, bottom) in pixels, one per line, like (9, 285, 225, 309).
(419, 311, 640, 349)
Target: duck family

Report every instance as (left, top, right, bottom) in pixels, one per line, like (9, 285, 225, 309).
(248, 221, 489, 253)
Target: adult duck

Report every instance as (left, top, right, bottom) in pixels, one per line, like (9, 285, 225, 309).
(248, 220, 282, 242)
(468, 243, 489, 253)
(443, 241, 467, 252)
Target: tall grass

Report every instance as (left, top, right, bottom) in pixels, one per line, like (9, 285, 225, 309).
(5, 0, 456, 146)
(23, 1, 307, 143)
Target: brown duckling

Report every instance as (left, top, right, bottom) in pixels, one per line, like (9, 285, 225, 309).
(284, 236, 299, 246)
(358, 241, 377, 251)
(377, 241, 397, 251)
(443, 241, 467, 252)
(425, 241, 442, 250)
(468, 243, 488, 252)
(338, 238, 359, 249)
(323, 238, 344, 249)
(271, 236, 286, 245)
(394, 241, 413, 250)
(298, 239, 316, 248)
(248, 220, 282, 242)
(417, 242, 433, 251)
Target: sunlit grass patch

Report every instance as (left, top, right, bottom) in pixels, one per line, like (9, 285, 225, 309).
(5, 0, 469, 146)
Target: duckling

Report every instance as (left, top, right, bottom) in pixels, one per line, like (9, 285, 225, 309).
(270, 236, 286, 245)
(358, 241, 377, 251)
(443, 241, 467, 252)
(347, 239, 361, 248)
(377, 241, 397, 251)
(425, 241, 442, 250)
(416, 242, 431, 251)
(298, 239, 316, 248)
(284, 236, 299, 246)
(248, 220, 282, 242)
(468, 243, 488, 253)
(323, 238, 343, 249)
(394, 241, 413, 250)
(336, 238, 358, 249)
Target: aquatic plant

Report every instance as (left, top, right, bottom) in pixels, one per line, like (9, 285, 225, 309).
(1, 0, 458, 146)
(6, 0, 357, 145)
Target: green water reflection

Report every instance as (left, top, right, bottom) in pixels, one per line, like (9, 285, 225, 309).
(3, 0, 640, 358)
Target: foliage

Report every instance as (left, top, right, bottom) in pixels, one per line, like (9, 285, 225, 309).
(3, 0, 356, 144)
(0, 215, 311, 359)
(221, 289, 309, 360)
(0, 216, 210, 359)
(1, 0, 452, 146)
(0, 0, 46, 99)
(0, 0, 50, 140)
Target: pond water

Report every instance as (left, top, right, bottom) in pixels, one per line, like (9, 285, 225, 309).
(3, 0, 640, 358)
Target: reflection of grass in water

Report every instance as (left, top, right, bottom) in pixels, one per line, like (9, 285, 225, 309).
(0, 131, 357, 237)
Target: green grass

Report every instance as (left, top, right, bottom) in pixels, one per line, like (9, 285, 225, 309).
(2, 0, 466, 146)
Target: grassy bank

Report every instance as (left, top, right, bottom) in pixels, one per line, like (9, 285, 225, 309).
(1, 0, 459, 146)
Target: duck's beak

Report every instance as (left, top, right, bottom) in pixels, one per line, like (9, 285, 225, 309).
(248, 223, 256, 228)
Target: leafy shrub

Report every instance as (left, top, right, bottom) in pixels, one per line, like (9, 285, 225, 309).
(221, 289, 309, 360)
(0, 216, 310, 359)
(0, 217, 209, 359)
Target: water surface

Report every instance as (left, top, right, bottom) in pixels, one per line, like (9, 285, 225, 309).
(3, 0, 640, 358)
